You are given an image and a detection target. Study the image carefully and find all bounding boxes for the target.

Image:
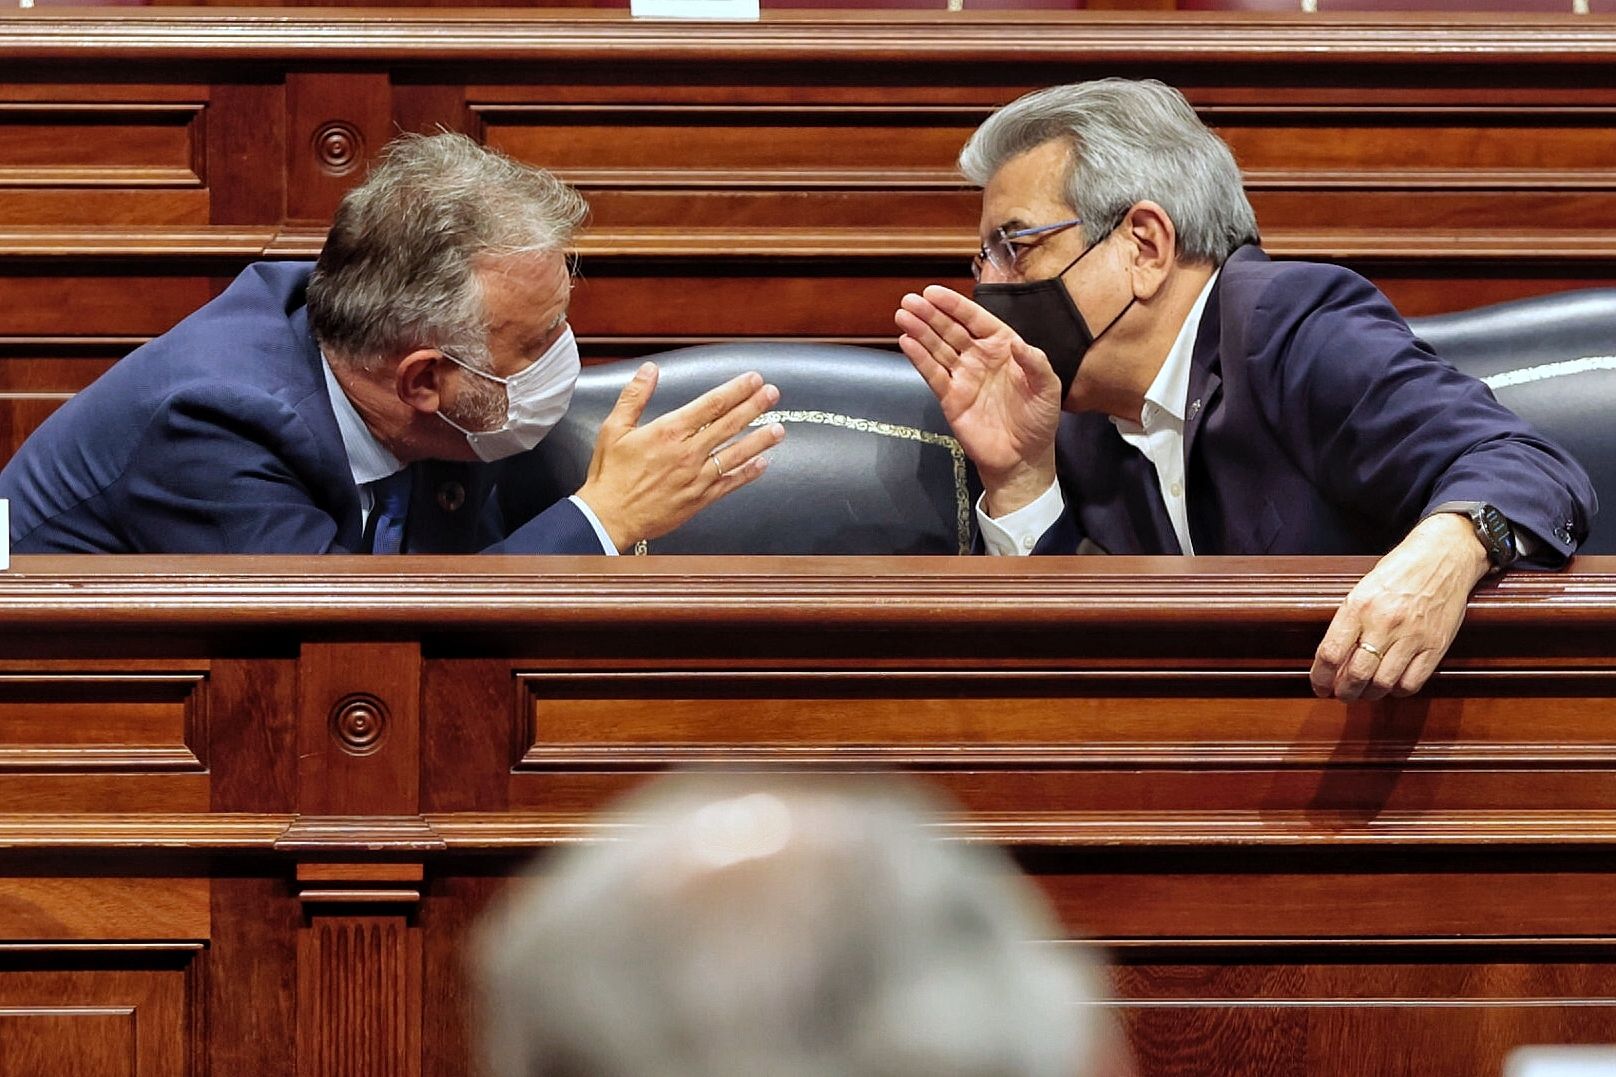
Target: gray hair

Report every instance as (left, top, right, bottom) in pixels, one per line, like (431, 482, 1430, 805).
(960, 78, 1258, 263)
(476, 775, 1109, 1077)
(306, 131, 587, 369)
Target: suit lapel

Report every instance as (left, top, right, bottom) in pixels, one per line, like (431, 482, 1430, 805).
(1182, 269, 1226, 463)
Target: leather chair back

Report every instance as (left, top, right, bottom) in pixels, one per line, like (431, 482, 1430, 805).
(512, 343, 976, 554)
(1408, 290, 1616, 554)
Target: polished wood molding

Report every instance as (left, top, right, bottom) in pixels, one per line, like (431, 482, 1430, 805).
(1, 11, 1615, 63)
(5, 226, 1616, 264)
(3, 555, 1616, 630)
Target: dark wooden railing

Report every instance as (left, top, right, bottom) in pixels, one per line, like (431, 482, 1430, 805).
(3, 555, 1616, 1075)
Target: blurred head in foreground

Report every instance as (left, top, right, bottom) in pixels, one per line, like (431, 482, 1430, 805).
(476, 774, 1123, 1077)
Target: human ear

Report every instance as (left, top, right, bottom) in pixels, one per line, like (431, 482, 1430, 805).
(395, 349, 448, 414)
(1121, 201, 1176, 302)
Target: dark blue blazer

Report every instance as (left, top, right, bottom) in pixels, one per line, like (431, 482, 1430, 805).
(1036, 246, 1596, 563)
(0, 262, 602, 554)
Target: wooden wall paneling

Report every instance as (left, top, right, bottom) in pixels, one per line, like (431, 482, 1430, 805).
(295, 911, 423, 1077)
(1, 15, 1616, 462)
(1111, 943, 1616, 1077)
(0, 338, 130, 473)
(0, 83, 211, 229)
(418, 866, 509, 1077)
(391, 80, 474, 142)
(0, 657, 213, 813)
(284, 72, 393, 226)
(207, 872, 298, 1077)
(296, 641, 422, 817)
(3, 555, 1616, 1075)
(0, 946, 200, 1077)
(206, 80, 288, 226)
(421, 657, 520, 813)
(293, 641, 427, 1077)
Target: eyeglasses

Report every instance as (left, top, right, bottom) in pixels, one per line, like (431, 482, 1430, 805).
(971, 217, 1084, 281)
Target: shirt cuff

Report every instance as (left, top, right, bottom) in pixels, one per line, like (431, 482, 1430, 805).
(567, 495, 619, 556)
(976, 480, 1065, 557)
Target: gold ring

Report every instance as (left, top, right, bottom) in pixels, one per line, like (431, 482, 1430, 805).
(1357, 641, 1384, 659)
(709, 449, 727, 478)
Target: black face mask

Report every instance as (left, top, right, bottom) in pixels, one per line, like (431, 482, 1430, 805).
(972, 234, 1136, 402)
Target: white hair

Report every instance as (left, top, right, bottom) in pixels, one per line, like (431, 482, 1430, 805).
(306, 131, 587, 371)
(476, 775, 1109, 1077)
(960, 78, 1259, 263)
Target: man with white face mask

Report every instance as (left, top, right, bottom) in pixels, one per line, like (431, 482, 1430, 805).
(0, 133, 784, 554)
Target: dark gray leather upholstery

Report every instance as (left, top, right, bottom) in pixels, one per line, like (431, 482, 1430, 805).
(511, 342, 977, 554)
(1408, 290, 1616, 554)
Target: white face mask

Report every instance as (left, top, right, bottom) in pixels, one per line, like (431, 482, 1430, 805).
(436, 326, 580, 462)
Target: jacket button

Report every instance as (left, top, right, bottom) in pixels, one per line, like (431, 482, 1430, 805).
(436, 481, 466, 512)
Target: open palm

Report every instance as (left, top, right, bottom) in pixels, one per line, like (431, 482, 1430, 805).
(896, 285, 1063, 481)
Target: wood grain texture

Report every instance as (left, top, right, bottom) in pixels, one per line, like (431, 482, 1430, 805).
(1, 12, 1616, 464)
(297, 916, 422, 1077)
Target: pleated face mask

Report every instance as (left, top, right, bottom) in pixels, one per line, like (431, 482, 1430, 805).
(972, 225, 1133, 402)
(437, 326, 581, 462)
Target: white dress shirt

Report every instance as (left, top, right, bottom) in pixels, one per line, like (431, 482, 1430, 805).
(978, 271, 1220, 557)
(319, 353, 616, 553)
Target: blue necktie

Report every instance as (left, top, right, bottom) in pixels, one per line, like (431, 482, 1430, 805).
(366, 469, 412, 554)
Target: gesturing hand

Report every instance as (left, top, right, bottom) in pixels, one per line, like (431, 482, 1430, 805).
(895, 285, 1063, 515)
(575, 363, 785, 551)
(1310, 512, 1491, 701)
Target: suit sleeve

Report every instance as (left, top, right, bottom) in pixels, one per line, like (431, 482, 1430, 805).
(120, 387, 612, 555)
(481, 497, 606, 554)
(1251, 270, 1596, 566)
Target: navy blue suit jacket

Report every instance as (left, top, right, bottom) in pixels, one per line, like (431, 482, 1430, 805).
(1036, 246, 1596, 563)
(0, 262, 603, 554)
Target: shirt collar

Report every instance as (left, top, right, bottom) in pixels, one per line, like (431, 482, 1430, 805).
(1112, 268, 1220, 433)
(319, 350, 404, 487)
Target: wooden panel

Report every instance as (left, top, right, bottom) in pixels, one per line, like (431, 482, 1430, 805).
(0, 271, 216, 338)
(296, 916, 421, 1077)
(0, 333, 163, 465)
(0, 774, 211, 814)
(0, 877, 209, 940)
(1116, 953, 1616, 1077)
(0, 671, 205, 772)
(517, 670, 1616, 758)
(570, 261, 970, 339)
(285, 72, 393, 224)
(0, 956, 193, 1077)
(297, 642, 422, 816)
(0, 104, 201, 186)
(0, 1009, 134, 1077)
(1215, 107, 1616, 178)
(0, 556, 1615, 1076)
(0, 91, 208, 227)
(480, 104, 979, 184)
(207, 875, 298, 1077)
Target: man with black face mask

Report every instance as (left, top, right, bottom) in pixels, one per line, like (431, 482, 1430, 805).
(896, 78, 1596, 703)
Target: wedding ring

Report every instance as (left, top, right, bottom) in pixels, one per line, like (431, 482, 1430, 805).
(709, 449, 728, 478)
(1356, 641, 1384, 659)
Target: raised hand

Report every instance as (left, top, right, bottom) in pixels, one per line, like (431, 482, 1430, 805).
(896, 284, 1064, 515)
(575, 364, 785, 551)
